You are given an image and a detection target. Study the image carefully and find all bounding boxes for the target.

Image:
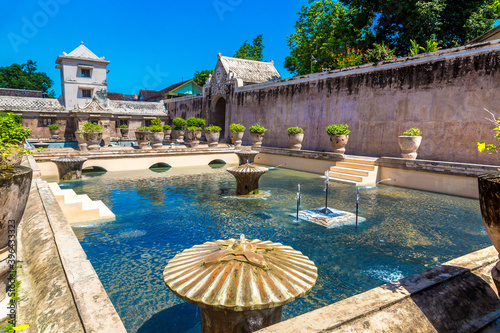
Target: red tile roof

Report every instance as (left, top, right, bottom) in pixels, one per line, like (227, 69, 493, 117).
(107, 92, 126, 101)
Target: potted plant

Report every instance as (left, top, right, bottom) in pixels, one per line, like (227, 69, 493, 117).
(249, 123, 267, 149)
(186, 117, 205, 148)
(163, 125, 172, 141)
(205, 125, 222, 148)
(48, 123, 60, 139)
(75, 127, 86, 151)
(172, 117, 187, 143)
(135, 126, 151, 149)
(229, 123, 245, 147)
(477, 110, 500, 287)
(398, 128, 422, 159)
(287, 126, 304, 150)
(120, 124, 129, 138)
(0, 112, 33, 300)
(326, 124, 350, 154)
(81, 122, 104, 151)
(147, 118, 164, 149)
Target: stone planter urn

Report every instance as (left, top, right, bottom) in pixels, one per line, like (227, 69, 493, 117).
(120, 128, 129, 138)
(49, 128, 60, 139)
(173, 129, 185, 143)
(0, 165, 33, 301)
(75, 131, 87, 151)
(250, 133, 265, 149)
(163, 129, 172, 141)
(135, 131, 150, 149)
(187, 130, 202, 148)
(478, 173, 500, 292)
(149, 132, 165, 149)
(329, 134, 349, 154)
(205, 132, 220, 148)
(398, 136, 422, 159)
(231, 132, 244, 147)
(83, 132, 103, 151)
(289, 133, 304, 150)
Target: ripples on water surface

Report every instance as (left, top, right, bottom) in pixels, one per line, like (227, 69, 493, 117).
(58, 165, 489, 333)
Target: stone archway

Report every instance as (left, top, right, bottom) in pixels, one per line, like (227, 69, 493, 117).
(212, 97, 226, 138)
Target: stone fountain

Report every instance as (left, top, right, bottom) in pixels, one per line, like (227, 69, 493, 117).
(235, 149, 259, 165)
(227, 150, 268, 195)
(163, 235, 317, 333)
(51, 155, 88, 180)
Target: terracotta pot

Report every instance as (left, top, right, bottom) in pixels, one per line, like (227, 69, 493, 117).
(163, 129, 172, 140)
(288, 133, 304, 150)
(398, 136, 422, 159)
(135, 131, 150, 149)
(149, 132, 165, 149)
(0, 165, 32, 301)
(49, 128, 60, 139)
(187, 130, 202, 148)
(231, 132, 244, 147)
(329, 134, 348, 154)
(83, 132, 103, 151)
(173, 129, 185, 143)
(250, 132, 265, 149)
(75, 131, 87, 151)
(120, 128, 129, 138)
(206, 132, 220, 148)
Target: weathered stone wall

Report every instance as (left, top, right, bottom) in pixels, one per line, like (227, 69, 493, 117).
(166, 43, 500, 165)
(229, 49, 500, 165)
(165, 95, 210, 123)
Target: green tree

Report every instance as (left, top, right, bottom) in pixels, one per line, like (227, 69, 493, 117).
(340, 0, 500, 55)
(193, 69, 213, 86)
(0, 60, 55, 98)
(284, 0, 369, 75)
(233, 34, 265, 61)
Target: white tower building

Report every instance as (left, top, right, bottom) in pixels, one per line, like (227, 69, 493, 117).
(55, 42, 110, 110)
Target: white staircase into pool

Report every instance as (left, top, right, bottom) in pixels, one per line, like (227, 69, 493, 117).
(47, 182, 115, 224)
(324, 156, 379, 186)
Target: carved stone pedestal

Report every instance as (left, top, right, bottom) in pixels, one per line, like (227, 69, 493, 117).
(51, 156, 88, 180)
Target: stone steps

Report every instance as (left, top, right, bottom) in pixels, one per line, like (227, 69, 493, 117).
(325, 156, 379, 186)
(47, 183, 115, 224)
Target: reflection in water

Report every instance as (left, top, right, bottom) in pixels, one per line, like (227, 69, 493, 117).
(64, 165, 488, 333)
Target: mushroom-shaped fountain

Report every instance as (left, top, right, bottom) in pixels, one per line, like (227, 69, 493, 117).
(163, 235, 317, 333)
(227, 164, 269, 195)
(235, 149, 259, 165)
(51, 155, 88, 180)
(227, 149, 268, 195)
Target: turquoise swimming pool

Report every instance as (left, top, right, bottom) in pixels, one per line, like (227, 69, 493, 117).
(60, 165, 489, 332)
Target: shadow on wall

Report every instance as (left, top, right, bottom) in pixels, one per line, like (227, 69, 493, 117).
(137, 302, 200, 333)
(209, 159, 226, 168)
(82, 166, 107, 176)
(379, 264, 500, 331)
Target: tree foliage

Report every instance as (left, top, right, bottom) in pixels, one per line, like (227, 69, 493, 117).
(193, 69, 213, 86)
(341, 0, 500, 55)
(285, 0, 500, 75)
(0, 60, 55, 98)
(284, 0, 368, 75)
(233, 34, 265, 61)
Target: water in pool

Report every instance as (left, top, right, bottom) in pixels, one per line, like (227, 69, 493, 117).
(59, 165, 489, 333)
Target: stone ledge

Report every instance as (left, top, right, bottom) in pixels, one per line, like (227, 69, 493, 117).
(17, 182, 85, 332)
(258, 147, 345, 162)
(258, 246, 500, 333)
(377, 157, 500, 177)
(35, 181, 126, 332)
(33, 146, 237, 161)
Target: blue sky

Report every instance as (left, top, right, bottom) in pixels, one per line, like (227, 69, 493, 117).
(1, 0, 309, 96)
